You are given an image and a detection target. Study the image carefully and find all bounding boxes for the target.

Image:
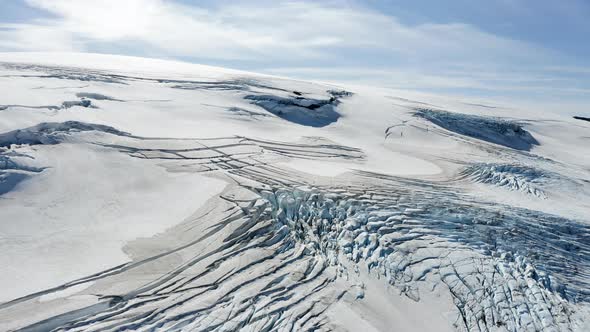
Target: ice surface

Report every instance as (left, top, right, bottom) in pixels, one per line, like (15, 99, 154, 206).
(0, 152, 45, 195)
(75, 92, 123, 101)
(460, 163, 550, 198)
(0, 121, 129, 147)
(244, 91, 347, 127)
(414, 108, 539, 151)
(0, 53, 588, 332)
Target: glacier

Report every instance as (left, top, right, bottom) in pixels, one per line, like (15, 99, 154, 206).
(0, 53, 588, 331)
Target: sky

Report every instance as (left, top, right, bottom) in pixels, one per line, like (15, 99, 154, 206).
(0, 0, 589, 110)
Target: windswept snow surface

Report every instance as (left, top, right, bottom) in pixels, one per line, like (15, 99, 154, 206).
(0, 53, 589, 332)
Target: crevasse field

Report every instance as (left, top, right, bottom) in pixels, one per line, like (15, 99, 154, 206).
(0, 53, 589, 331)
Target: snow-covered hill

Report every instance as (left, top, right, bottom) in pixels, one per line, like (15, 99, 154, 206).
(0, 53, 588, 331)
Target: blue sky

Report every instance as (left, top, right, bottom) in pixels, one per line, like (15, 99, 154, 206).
(0, 0, 589, 110)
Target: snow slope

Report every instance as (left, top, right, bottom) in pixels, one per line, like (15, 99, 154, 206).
(0, 53, 588, 331)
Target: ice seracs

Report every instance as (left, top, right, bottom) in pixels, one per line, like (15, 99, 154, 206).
(459, 163, 550, 198)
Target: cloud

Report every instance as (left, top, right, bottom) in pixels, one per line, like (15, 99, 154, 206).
(0, 0, 546, 64)
(0, 22, 77, 51)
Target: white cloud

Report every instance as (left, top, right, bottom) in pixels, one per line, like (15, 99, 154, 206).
(0, 0, 546, 64)
(0, 22, 77, 51)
